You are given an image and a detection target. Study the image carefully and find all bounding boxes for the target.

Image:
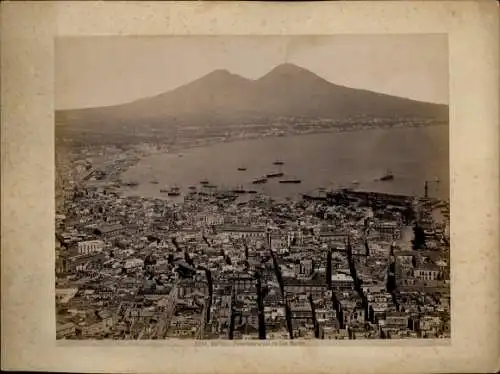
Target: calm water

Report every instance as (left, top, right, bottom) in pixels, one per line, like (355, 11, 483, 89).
(121, 126, 450, 201)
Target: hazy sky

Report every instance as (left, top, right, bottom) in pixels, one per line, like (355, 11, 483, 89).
(55, 35, 448, 110)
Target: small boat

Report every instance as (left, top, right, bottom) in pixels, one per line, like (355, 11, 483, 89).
(188, 185, 197, 190)
(279, 179, 301, 184)
(150, 180, 159, 184)
(237, 167, 247, 171)
(352, 180, 360, 185)
(200, 179, 210, 185)
(247, 190, 258, 194)
(123, 180, 139, 187)
(252, 177, 268, 184)
(380, 170, 394, 181)
(273, 160, 284, 166)
(231, 186, 246, 194)
(266, 172, 284, 178)
(167, 191, 181, 197)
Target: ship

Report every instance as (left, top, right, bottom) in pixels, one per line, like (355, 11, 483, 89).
(237, 167, 247, 171)
(150, 179, 159, 184)
(160, 186, 180, 196)
(266, 172, 284, 178)
(380, 170, 394, 181)
(231, 186, 247, 194)
(279, 179, 301, 184)
(200, 179, 210, 185)
(273, 160, 284, 166)
(252, 177, 268, 184)
(124, 180, 139, 187)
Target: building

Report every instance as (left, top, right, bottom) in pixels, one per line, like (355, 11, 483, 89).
(414, 264, 441, 281)
(93, 224, 125, 239)
(216, 225, 266, 239)
(283, 278, 328, 297)
(330, 273, 355, 291)
(299, 259, 314, 277)
(373, 221, 401, 240)
(55, 288, 79, 304)
(56, 322, 76, 339)
(77, 240, 104, 255)
(384, 311, 409, 329)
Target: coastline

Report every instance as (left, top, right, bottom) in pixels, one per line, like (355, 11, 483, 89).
(116, 122, 448, 182)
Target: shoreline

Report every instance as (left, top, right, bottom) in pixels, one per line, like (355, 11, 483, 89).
(153, 122, 448, 157)
(63, 122, 448, 204)
(106, 123, 449, 203)
(119, 122, 448, 173)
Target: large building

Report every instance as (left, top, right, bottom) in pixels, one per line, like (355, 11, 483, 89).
(77, 240, 105, 255)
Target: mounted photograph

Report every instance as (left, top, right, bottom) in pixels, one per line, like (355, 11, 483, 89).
(54, 35, 450, 341)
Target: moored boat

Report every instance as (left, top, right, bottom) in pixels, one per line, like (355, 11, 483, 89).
(266, 172, 284, 178)
(252, 177, 268, 184)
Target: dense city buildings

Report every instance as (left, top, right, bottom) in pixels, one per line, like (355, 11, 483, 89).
(55, 147, 450, 340)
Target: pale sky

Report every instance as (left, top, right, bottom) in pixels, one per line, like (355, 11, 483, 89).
(55, 35, 448, 110)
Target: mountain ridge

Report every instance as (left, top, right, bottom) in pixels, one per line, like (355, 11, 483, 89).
(55, 63, 449, 142)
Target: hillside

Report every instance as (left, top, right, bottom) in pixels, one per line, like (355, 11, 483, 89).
(56, 63, 449, 145)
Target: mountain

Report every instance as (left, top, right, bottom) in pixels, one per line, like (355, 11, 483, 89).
(55, 63, 448, 143)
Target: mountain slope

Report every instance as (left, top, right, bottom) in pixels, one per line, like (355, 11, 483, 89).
(56, 63, 449, 141)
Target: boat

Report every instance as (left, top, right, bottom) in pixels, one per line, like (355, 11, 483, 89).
(124, 180, 139, 187)
(273, 160, 284, 166)
(266, 172, 284, 178)
(279, 179, 301, 184)
(160, 186, 180, 196)
(231, 186, 247, 194)
(380, 170, 394, 181)
(188, 185, 197, 190)
(200, 179, 210, 185)
(252, 177, 268, 184)
(247, 190, 258, 194)
(150, 180, 159, 184)
(237, 167, 247, 171)
(352, 180, 360, 185)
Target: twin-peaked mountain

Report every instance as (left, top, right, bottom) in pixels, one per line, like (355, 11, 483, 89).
(56, 63, 448, 137)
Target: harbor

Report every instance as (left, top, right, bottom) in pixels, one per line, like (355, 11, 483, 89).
(119, 126, 448, 201)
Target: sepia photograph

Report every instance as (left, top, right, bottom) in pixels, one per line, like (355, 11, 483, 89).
(2, 1, 499, 373)
(54, 35, 451, 341)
